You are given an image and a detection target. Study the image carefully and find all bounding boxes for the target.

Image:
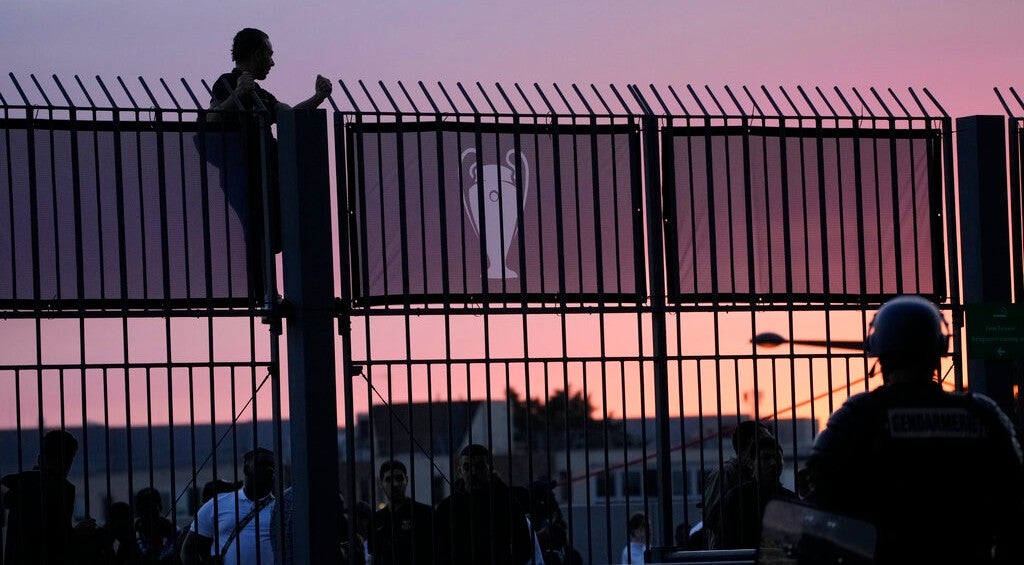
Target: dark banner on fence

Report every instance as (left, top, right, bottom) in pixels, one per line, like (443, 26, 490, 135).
(662, 125, 944, 302)
(0, 118, 258, 309)
(344, 120, 645, 304)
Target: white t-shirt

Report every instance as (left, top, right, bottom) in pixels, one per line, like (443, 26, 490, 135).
(621, 541, 646, 564)
(192, 488, 276, 565)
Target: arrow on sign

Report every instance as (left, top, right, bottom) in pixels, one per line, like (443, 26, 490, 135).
(998, 347, 1007, 357)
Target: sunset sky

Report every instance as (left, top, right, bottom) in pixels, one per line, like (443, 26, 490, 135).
(0, 0, 1015, 430)
(2, 0, 1022, 116)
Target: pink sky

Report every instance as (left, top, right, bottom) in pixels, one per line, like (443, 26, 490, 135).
(0, 0, 1009, 429)
(2, 0, 1022, 116)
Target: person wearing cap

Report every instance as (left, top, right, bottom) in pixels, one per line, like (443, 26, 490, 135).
(805, 295, 1024, 563)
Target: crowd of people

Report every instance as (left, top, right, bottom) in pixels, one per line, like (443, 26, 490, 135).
(1, 439, 589, 565)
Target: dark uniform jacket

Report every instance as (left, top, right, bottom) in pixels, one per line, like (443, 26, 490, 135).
(806, 381, 1024, 564)
(434, 475, 532, 565)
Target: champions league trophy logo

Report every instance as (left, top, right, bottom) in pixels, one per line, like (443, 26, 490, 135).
(462, 148, 529, 280)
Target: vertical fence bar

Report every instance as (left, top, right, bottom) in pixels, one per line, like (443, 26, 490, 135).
(640, 114, 674, 545)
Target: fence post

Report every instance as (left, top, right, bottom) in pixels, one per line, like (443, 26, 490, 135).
(277, 108, 341, 564)
(642, 115, 674, 546)
(956, 115, 1015, 418)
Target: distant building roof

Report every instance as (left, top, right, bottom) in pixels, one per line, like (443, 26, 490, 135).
(368, 401, 482, 457)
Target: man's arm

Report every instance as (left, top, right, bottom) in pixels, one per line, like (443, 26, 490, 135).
(180, 530, 214, 565)
(285, 75, 333, 111)
(207, 72, 256, 122)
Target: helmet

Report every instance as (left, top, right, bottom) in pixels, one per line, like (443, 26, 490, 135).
(865, 295, 949, 360)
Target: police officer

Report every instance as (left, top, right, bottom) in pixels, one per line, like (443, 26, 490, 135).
(805, 295, 1024, 564)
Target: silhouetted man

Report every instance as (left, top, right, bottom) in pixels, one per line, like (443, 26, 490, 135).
(701, 419, 776, 549)
(205, 27, 332, 297)
(1, 429, 96, 565)
(718, 434, 795, 548)
(806, 295, 1024, 563)
(371, 459, 434, 565)
(434, 444, 532, 565)
(180, 448, 276, 565)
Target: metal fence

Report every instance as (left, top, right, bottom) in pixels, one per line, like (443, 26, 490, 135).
(333, 81, 961, 563)
(0, 74, 971, 565)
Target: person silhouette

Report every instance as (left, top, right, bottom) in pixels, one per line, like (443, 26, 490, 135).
(806, 295, 1024, 563)
(204, 27, 332, 299)
(434, 444, 532, 565)
(1, 429, 97, 565)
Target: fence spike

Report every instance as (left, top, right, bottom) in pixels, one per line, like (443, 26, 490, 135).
(667, 85, 690, 116)
(796, 86, 821, 118)
(995, 88, 1015, 118)
(1009, 87, 1024, 114)
(608, 84, 632, 115)
(159, 79, 182, 110)
(686, 85, 709, 116)
(10, 73, 32, 106)
(418, 81, 440, 114)
(475, 82, 499, 114)
(513, 83, 538, 115)
(649, 85, 671, 116)
(397, 81, 420, 114)
(704, 86, 728, 116)
(814, 87, 839, 117)
(437, 82, 460, 113)
(778, 86, 802, 117)
(179, 78, 203, 110)
(378, 81, 401, 113)
(886, 88, 911, 118)
(52, 75, 76, 108)
(922, 88, 948, 118)
(30, 74, 54, 108)
(741, 86, 765, 117)
(455, 82, 479, 114)
(572, 84, 595, 116)
(851, 87, 876, 118)
(95, 76, 118, 107)
(760, 85, 784, 117)
(75, 76, 97, 108)
(833, 87, 857, 117)
(906, 88, 930, 118)
(552, 83, 575, 116)
(589, 84, 614, 115)
(138, 77, 161, 110)
(533, 83, 557, 115)
(723, 85, 745, 116)
(339, 80, 361, 113)
(358, 80, 381, 113)
(495, 83, 518, 115)
(868, 84, 892, 117)
(116, 76, 140, 109)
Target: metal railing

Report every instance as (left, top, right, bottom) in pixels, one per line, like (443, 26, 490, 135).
(0, 74, 971, 564)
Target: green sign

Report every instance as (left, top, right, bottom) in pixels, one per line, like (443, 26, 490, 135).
(966, 303, 1024, 360)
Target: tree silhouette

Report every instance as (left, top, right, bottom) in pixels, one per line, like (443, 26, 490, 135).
(507, 387, 638, 449)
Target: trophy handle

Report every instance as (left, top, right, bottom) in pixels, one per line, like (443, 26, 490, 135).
(461, 147, 477, 181)
(505, 149, 529, 204)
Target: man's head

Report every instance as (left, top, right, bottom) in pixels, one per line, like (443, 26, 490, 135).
(458, 444, 493, 491)
(39, 429, 78, 477)
(242, 447, 275, 498)
(379, 459, 408, 503)
(627, 512, 648, 542)
(731, 420, 773, 455)
(231, 28, 274, 80)
(135, 487, 163, 517)
(866, 295, 949, 381)
(741, 436, 783, 484)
